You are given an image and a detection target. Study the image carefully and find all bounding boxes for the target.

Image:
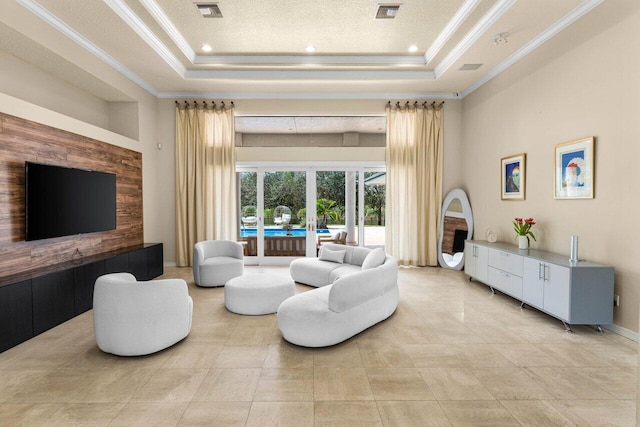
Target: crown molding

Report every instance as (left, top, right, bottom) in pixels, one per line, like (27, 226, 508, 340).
(183, 69, 436, 80)
(460, 0, 605, 98)
(158, 92, 462, 100)
(192, 55, 427, 66)
(17, 0, 159, 96)
(435, 0, 515, 78)
(138, 0, 195, 62)
(425, 0, 480, 64)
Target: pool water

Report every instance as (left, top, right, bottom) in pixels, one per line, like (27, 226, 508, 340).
(239, 228, 331, 238)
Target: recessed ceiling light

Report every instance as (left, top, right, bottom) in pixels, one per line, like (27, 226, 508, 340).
(202, 44, 212, 52)
(306, 45, 315, 53)
(408, 45, 418, 53)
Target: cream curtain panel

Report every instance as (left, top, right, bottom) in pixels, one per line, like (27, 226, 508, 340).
(385, 104, 443, 266)
(175, 104, 237, 267)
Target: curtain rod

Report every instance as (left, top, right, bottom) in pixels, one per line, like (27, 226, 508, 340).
(386, 100, 445, 108)
(175, 100, 235, 108)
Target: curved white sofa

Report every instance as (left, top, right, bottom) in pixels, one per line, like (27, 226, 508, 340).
(93, 273, 193, 356)
(279, 245, 398, 347)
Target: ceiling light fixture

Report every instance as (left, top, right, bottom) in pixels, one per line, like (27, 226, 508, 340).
(493, 32, 510, 45)
(305, 45, 315, 53)
(408, 45, 418, 53)
(201, 44, 212, 52)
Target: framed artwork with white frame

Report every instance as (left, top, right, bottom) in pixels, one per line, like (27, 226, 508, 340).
(501, 153, 526, 200)
(554, 137, 594, 199)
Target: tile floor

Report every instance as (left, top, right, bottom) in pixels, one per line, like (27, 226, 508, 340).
(0, 265, 637, 426)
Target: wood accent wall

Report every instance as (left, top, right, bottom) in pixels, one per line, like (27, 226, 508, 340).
(0, 113, 143, 279)
(442, 216, 468, 255)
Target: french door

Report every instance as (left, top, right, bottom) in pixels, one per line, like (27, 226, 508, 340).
(237, 164, 384, 265)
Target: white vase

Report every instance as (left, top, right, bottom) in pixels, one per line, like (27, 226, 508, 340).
(518, 235, 529, 249)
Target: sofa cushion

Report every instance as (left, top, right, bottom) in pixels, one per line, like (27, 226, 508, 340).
(319, 247, 346, 264)
(290, 258, 343, 288)
(361, 248, 386, 270)
(328, 264, 362, 283)
(350, 247, 372, 266)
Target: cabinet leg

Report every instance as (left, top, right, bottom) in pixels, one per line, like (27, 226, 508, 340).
(489, 286, 495, 294)
(596, 324, 604, 333)
(520, 301, 526, 309)
(562, 321, 573, 333)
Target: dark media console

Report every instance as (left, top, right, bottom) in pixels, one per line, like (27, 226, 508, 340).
(0, 243, 163, 353)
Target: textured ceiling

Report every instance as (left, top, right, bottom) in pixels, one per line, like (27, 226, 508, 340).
(0, 0, 602, 100)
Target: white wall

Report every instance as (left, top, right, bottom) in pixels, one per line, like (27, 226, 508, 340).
(461, 1, 640, 334)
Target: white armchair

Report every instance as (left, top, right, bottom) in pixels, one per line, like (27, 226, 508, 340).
(193, 240, 244, 287)
(93, 273, 193, 356)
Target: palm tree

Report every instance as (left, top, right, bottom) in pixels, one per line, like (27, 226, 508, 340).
(316, 198, 340, 229)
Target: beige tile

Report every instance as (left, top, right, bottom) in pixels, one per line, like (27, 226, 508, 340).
(390, 324, 442, 344)
(357, 341, 415, 368)
(178, 402, 251, 426)
(41, 403, 125, 426)
(63, 346, 172, 370)
(367, 368, 434, 401)
(109, 402, 188, 426)
(8, 369, 102, 404)
(525, 367, 614, 400)
(549, 399, 636, 427)
(0, 403, 61, 426)
(253, 368, 313, 401)
(69, 369, 155, 403)
(263, 344, 314, 369)
(0, 370, 49, 403)
(161, 343, 223, 369)
(313, 341, 364, 368)
(226, 326, 275, 346)
(405, 344, 469, 368)
(376, 401, 451, 426)
(538, 343, 613, 367)
(572, 366, 637, 400)
(314, 367, 374, 401)
(245, 402, 314, 427)
(212, 346, 269, 368)
(192, 368, 261, 402)
(419, 368, 494, 400)
(582, 342, 638, 366)
(314, 401, 382, 427)
(472, 368, 553, 400)
(492, 344, 564, 367)
(131, 368, 208, 402)
(438, 400, 519, 426)
(500, 400, 576, 426)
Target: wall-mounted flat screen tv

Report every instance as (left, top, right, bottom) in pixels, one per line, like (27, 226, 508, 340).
(25, 162, 117, 241)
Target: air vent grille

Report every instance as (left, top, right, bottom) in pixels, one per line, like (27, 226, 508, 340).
(194, 2, 222, 18)
(459, 63, 482, 71)
(376, 5, 400, 19)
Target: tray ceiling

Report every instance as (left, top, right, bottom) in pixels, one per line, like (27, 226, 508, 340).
(0, 0, 603, 100)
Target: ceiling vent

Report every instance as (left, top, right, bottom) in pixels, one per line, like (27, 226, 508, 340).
(193, 2, 223, 18)
(376, 4, 400, 19)
(459, 63, 482, 71)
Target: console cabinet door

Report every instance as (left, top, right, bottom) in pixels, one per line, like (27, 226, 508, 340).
(542, 264, 571, 321)
(0, 280, 33, 353)
(74, 260, 105, 315)
(465, 243, 488, 283)
(32, 270, 75, 335)
(522, 258, 544, 309)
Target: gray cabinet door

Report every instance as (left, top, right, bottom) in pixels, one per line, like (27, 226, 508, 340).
(522, 258, 544, 309)
(542, 264, 571, 321)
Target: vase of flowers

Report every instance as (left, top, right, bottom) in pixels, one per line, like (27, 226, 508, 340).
(513, 217, 536, 249)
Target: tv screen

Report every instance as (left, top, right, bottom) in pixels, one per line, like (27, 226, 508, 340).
(25, 162, 116, 241)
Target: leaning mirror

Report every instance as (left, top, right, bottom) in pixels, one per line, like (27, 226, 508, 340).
(437, 188, 473, 270)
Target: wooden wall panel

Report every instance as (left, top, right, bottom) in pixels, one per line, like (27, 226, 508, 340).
(0, 113, 143, 280)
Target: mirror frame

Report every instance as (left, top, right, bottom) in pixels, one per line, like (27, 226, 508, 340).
(437, 188, 473, 270)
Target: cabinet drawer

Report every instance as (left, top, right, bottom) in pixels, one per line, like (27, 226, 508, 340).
(488, 266, 523, 300)
(488, 249, 523, 276)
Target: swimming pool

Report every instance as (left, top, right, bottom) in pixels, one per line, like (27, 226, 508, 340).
(239, 228, 331, 237)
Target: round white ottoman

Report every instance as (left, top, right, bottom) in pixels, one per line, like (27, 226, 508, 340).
(224, 274, 295, 315)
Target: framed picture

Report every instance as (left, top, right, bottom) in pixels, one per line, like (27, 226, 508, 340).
(501, 153, 526, 200)
(554, 137, 594, 199)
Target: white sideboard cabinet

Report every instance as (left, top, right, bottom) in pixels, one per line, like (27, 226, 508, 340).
(464, 240, 614, 331)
